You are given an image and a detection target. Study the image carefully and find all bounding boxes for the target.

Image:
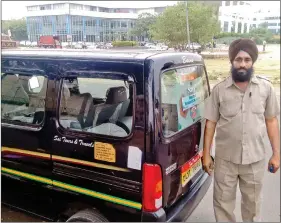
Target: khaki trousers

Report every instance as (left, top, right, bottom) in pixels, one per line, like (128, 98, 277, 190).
(213, 157, 265, 222)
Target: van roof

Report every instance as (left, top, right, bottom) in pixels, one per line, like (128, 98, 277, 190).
(2, 49, 203, 63)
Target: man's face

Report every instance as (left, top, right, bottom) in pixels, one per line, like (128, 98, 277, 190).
(231, 50, 254, 82)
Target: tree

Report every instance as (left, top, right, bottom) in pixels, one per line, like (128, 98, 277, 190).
(249, 26, 273, 44)
(2, 18, 28, 41)
(149, 2, 220, 46)
(129, 13, 157, 41)
(259, 22, 268, 29)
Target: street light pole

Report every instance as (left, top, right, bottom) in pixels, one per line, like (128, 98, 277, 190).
(185, 1, 191, 51)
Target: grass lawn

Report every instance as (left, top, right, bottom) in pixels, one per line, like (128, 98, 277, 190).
(204, 58, 280, 84)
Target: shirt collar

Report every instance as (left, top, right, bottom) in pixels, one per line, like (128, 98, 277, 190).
(225, 76, 234, 88)
(251, 75, 259, 85)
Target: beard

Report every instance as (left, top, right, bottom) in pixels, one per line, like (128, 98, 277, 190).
(231, 66, 254, 82)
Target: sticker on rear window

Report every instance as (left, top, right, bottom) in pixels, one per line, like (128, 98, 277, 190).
(94, 142, 116, 163)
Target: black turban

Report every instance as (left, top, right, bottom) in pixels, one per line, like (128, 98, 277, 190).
(229, 38, 259, 63)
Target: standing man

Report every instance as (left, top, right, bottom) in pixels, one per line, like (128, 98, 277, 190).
(263, 40, 267, 52)
(203, 38, 280, 222)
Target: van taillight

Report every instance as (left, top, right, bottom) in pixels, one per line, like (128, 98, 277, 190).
(142, 163, 163, 212)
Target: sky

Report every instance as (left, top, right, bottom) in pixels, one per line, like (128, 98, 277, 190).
(1, 1, 280, 20)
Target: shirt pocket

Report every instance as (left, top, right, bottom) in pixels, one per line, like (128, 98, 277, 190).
(251, 95, 265, 114)
(220, 98, 241, 118)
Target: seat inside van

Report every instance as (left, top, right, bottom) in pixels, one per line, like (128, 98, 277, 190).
(93, 86, 127, 125)
(59, 79, 133, 136)
(60, 87, 95, 130)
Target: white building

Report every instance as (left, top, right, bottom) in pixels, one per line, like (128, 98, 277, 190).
(218, 1, 280, 34)
(25, 1, 176, 42)
(219, 1, 254, 33)
(252, 7, 280, 34)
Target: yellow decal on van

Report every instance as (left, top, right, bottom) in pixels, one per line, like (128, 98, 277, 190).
(2, 147, 129, 172)
(94, 142, 116, 163)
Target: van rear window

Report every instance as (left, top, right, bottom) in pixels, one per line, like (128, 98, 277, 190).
(59, 77, 133, 138)
(1, 73, 47, 126)
(161, 65, 209, 137)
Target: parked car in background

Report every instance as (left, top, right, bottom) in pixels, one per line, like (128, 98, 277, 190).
(186, 42, 202, 53)
(87, 45, 98, 50)
(30, 42, 38, 47)
(156, 43, 169, 51)
(19, 40, 28, 46)
(74, 42, 87, 49)
(25, 41, 31, 47)
(61, 42, 69, 48)
(145, 43, 156, 48)
(96, 42, 106, 49)
(105, 42, 113, 49)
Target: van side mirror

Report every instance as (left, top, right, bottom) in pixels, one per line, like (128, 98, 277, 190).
(29, 76, 40, 90)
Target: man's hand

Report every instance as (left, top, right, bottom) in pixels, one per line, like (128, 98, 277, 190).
(203, 120, 216, 176)
(203, 155, 214, 176)
(265, 117, 280, 173)
(268, 153, 280, 173)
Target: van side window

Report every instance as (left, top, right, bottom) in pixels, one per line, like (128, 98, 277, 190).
(59, 77, 133, 138)
(161, 65, 209, 137)
(1, 73, 47, 125)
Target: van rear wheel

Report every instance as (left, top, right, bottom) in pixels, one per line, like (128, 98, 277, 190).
(66, 208, 108, 222)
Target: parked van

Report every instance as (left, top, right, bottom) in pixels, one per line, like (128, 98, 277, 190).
(1, 49, 212, 222)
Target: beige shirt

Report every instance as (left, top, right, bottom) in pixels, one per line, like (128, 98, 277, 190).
(205, 75, 280, 164)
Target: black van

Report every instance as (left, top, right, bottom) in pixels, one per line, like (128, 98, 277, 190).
(1, 49, 212, 222)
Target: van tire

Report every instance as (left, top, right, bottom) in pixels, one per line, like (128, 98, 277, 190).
(66, 208, 108, 222)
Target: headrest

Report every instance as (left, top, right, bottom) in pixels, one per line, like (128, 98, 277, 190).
(105, 86, 127, 104)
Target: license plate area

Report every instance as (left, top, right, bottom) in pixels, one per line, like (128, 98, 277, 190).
(181, 153, 202, 187)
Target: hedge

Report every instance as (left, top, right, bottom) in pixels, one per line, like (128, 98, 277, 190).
(112, 41, 137, 47)
(215, 32, 280, 45)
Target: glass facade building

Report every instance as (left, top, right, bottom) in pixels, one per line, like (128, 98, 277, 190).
(25, 2, 168, 42)
(27, 15, 136, 42)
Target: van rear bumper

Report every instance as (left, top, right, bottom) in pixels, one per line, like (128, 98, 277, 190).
(141, 173, 212, 222)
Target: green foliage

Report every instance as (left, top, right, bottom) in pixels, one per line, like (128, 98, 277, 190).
(268, 35, 280, 44)
(2, 18, 28, 41)
(149, 2, 220, 46)
(215, 32, 247, 38)
(215, 27, 278, 45)
(129, 13, 157, 40)
(249, 27, 273, 44)
(259, 22, 268, 29)
(112, 41, 137, 47)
